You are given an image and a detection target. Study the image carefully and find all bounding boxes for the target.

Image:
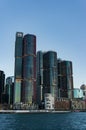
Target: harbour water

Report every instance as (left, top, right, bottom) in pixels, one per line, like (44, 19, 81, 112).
(0, 112, 86, 130)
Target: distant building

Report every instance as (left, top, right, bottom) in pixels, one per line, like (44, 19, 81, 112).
(73, 88, 83, 99)
(1, 93, 9, 105)
(0, 70, 5, 103)
(14, 32, 36, 104)
(80, 84, 86, 99)
(58, 60, 73, 99)
(6, 76, 14, 105)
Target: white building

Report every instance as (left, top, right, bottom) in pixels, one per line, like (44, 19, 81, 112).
(44, 93, 54, 110)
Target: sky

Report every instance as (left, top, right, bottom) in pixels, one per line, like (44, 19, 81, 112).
(0, 0, 86, 88)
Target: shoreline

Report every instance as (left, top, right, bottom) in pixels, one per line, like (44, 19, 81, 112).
(0, 110, 71, 114)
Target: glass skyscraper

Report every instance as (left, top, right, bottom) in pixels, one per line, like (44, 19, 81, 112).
(36, 51, 43, 104)
(36, 51, 58, 105)
(43, 51, 58, 99)
(14, 32, 36, 104)
(58, 60, 73, 98)
(22, 34, 36, 103)
(14, 32, 23, 103)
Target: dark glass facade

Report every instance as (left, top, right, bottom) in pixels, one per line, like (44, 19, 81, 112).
(36, 51, 43, 104)
(14, 32, 23, 103)
(6, 76, 14, 105)
(14, 32, 74, 106)
(0, 70, 5, 103)
(36, 51, 58, 106)
(22, 34, 36, 103)
(14, 33, 36, 104)
(15, 32, 23, 79)
(43, 51, 58, 99)
(58, 60, 73, 98)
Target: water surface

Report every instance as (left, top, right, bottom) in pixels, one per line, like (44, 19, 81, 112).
(0, 112, 86, 130)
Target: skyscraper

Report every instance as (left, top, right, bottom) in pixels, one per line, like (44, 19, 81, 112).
(43, 51, 58, 99)
(58, 60, 73, 98)
(36, 51, 58, 106)
(36, 51, 43, 104)
(22, 34, 36, 103)
(14, 32, 23, 103)
(14, 32, 36, 104)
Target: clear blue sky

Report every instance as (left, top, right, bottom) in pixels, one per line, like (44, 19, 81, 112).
(0, 0, 86, 88)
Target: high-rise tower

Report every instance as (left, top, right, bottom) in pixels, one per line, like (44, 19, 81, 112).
(14, 32, 23, 103)
(43, 51, 58, 99)
(58, 60, 73, 98)
(36, 51, 43, 104)
(22, 34, 36, 103)
(36, 51, 58, 106)
(14, 32, 36, 104)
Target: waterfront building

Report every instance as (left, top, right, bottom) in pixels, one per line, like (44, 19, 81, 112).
(14, 32, 23, 103)
(73, 88, 83, 99)
(14, 32, 36, 104)
(22, 34, 36, 103)
(44, 93, 54, 110)
(43, 51, 58, 99)
(71, 99, 85, 110)
(6, 76, 14, 105)
(36, 51, 43, 105)
(80, 84, 86, 99)
(0, 70, 5, 103)
(55, 98, 71, 110)
(36, 51, 58, 106)
(58, 60, 73, 99)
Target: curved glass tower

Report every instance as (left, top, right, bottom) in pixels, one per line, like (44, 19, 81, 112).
(43, 51, 58, 99)
(14, 32, 36, 104)
(22, 34, 36, 103)
(58, 60, 73, 98)
(14, 32, 23, 103)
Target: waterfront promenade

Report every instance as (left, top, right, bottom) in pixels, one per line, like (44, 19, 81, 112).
(0, 110, 71, 114)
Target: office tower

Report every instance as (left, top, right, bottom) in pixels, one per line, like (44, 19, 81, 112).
(14, 32, 23, 103)
(6, 76, 14, 105)
(22, 34, 36, 103)
(43, 51, 58, 99)
(58, 60, 73, 98)
(36, 51, 43, 105)
(0, 70, 5, 103)
(14, 32, 36, 104)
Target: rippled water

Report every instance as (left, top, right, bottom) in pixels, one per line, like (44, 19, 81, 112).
(0, 112, 86, 130)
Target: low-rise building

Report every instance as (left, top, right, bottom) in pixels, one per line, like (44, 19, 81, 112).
(73, 88, 83, 99)
(44, 93, 54, 110)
